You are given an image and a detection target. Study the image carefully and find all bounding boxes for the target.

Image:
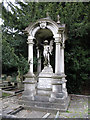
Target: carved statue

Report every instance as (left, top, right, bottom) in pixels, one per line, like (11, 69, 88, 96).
(43, 40, 53, 67)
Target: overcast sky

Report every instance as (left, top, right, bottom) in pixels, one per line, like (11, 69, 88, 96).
(0, 0, 27, 25)
(0, 0, 19, 25)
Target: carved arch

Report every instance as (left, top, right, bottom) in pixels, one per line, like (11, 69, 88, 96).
(25, 18, 59, 39)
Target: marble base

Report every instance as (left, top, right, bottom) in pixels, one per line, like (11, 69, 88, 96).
(37, 65, 54, 98)
(20, 67, 70, 111)
(19, 96, 70, 112)
(22, 71, 37, 101)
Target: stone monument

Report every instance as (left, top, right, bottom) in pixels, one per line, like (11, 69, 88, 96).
(20, 15, 70, 111)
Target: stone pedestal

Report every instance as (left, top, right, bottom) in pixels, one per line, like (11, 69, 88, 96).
(34, 65, 54, 102)
(49, 74, 69, 110)
(20, 67, 70, 112)
(22, 71, 37, 101)
(50, 74, 67, 100)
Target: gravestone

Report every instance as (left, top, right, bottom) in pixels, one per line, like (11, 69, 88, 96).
(6, 76, 12, 86)
(20, 15, 70, 111)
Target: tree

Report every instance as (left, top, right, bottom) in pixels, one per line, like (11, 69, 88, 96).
(2, 2, 90, 94)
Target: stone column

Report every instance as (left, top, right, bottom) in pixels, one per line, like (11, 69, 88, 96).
(61, 43, 65, 74)
(54, 34, 62, 74)
(37, 47, 41, 74)
(49, 34, 62, 102)
(50, 33, 69, 103)
(22, 36, 36, 101)
(61, 33, 67, 97)
(61, 32, 66, 74)
(27, 36, 34, 73)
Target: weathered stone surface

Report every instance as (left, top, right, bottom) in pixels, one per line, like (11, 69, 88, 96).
(1, 94, 88, 118)
(19, 96, 70, 111)
(34, 95, 50, 102)
(21, 65, 70, 111)
(38, 65, 54, 77)
(22, 71, 37, 101)
(20, 17, 70, 112)
(37, 66, 53, 97)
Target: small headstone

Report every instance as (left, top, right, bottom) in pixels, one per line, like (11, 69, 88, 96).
(16, 76, 23, 89)
(6, 76, 12, 86)
(16, 76, 21, 82)
(6, 76, 12, 82)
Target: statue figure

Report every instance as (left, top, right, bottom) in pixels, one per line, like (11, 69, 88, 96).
(43, 40, 53, 67)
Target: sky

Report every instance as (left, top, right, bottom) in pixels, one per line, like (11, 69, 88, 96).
(0, 0, 22, 25)
(0, 0, 14, 25)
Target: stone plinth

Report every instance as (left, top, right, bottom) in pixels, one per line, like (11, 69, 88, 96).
(49, 74, 70, 110)
(50, 74, 67, 101)
(22, 71, 37, 101)
(20, 67, 70, 111)
(36, 65, 54, 97)
(19, 97, 70, 112)
(33, 65, 54, 102)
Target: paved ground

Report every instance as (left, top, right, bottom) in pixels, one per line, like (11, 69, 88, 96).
(0, 94, 89, 119)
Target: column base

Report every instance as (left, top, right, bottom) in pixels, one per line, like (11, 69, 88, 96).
(49, 73, 69, 105)
(22, 71, 37, 101)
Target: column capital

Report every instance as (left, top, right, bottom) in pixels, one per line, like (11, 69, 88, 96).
(54, 34, 62, 43)
(27, 36, 34, 44)
(61, 43, 65, 49)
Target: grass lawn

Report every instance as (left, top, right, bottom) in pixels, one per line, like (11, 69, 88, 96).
(2, 92, 11, 97)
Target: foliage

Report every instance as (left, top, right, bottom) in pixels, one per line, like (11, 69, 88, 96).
(65, 46, 89, 93)
(17, 54, 29, 82)
(2, 2, 90, 93)
(2, 92, 11, 97)
(2, 31, 29, 81)
(2, 33, 18, 72)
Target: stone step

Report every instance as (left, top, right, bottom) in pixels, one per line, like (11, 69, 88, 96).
(21, 95, 69, 104)
(24, 105, 66, 113)
(50, 96, 70, 104)
(19, 99, 69, 112)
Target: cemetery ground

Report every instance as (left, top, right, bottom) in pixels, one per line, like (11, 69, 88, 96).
(0, 75, 89, 119)
(0, 92, 89, 119)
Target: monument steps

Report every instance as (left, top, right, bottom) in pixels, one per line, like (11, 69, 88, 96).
(19, 98, 69, 112)
(19, 96, 70, 111)
(21, 95, 70, 104)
